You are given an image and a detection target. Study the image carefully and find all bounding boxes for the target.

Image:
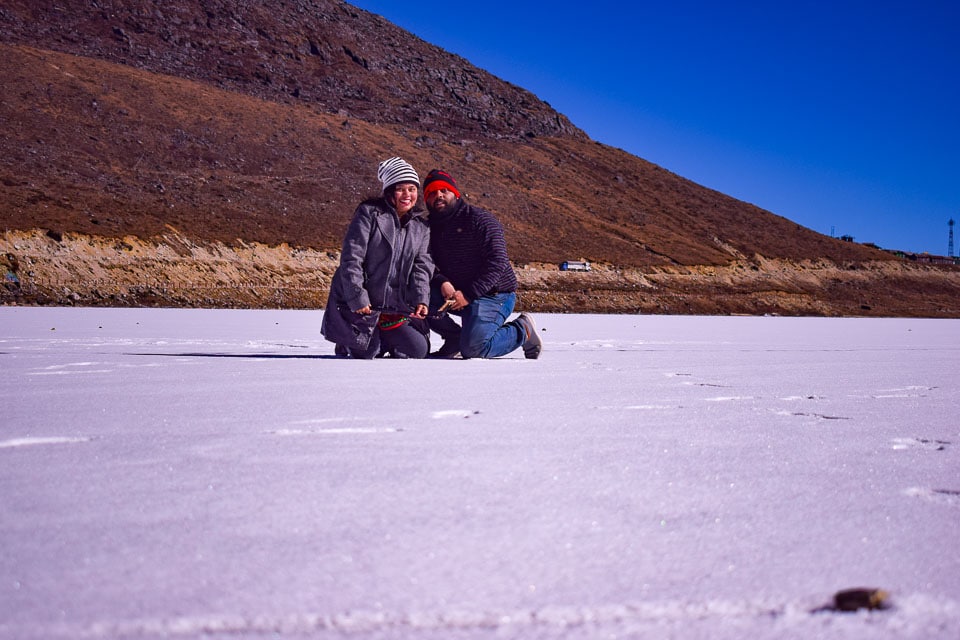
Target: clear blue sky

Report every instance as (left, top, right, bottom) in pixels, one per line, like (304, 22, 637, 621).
(351, 0, 958, 255)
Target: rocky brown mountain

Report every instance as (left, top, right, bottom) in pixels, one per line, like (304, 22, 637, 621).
(0, 0, 584, 142)
(1, 0, 957, 315)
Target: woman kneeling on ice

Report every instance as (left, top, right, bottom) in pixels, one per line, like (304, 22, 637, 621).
(321, 157, 433, 358)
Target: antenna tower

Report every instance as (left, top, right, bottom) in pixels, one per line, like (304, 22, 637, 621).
(950, 218, 955, 258)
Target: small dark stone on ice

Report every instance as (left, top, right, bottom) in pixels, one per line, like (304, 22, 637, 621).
(832, 588, 891, 612)
(810, 588, 892, 614)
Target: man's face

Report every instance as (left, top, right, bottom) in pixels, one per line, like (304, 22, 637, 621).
(425, 187, 458, 214)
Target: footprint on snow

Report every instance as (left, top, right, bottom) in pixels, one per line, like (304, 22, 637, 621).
(432, 410, 480, 419)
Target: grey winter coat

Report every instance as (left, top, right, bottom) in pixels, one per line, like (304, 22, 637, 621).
(321, 198, 433, 350)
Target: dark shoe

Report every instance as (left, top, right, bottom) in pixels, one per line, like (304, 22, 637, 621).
(515, 313, 542, 359)
(428, 341, 461, 359)
(334, 344, 349, 358)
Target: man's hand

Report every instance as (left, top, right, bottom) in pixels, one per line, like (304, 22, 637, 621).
(438, 280, 468, 310)
(354, 305, 372, 315)
(448, 290, 469, 311)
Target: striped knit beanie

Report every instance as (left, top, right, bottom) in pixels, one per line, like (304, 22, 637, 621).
(377, 157, 420, 193)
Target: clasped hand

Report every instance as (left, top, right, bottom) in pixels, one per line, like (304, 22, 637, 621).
(439, 282, 469, 311)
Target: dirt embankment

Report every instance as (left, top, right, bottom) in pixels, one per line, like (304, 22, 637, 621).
(3, 229, 960, 317)
(1, 228, 337, 309)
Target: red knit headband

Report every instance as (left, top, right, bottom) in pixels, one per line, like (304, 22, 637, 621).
(424, 179, 460, 198)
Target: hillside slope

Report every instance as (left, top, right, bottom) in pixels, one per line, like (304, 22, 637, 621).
(2, 0, 958, 316)
(0, 43, 885, 267)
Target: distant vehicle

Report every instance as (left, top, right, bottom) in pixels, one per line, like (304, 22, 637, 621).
(560, 260, 591, 272)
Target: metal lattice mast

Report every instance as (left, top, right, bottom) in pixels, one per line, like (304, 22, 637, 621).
(950, 218, 955, 258)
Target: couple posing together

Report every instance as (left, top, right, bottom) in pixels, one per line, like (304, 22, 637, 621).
(321, 157, 542, 360)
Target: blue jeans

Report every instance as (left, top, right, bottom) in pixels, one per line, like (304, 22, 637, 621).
(429, 290, 523, 358)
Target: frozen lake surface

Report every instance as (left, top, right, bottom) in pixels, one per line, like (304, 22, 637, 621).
(1, 307, 959, 639)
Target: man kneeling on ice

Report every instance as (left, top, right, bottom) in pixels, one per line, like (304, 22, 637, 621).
(422, 169, 541, 360)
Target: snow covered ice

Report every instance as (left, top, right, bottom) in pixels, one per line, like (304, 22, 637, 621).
(1, 307, 959, 639)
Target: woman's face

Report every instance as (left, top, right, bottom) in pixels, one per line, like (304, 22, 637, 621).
(390, 183, 419, 215)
